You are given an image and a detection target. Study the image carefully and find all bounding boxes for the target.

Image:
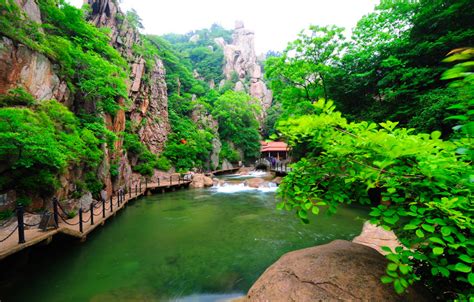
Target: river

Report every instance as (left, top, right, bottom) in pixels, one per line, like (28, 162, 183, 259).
(0, 173, 368, 301)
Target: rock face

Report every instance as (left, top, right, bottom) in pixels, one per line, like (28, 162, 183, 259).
(86, 0, 170, 155)
(134, 58, 170, 154)
(222, 22, 272, 123)
(222, 159, 234, 170)
(0, 36, 70, 104)
(191, 104, 221, 170)
(353, 221, 403, 255)
(247, 240, 428, 302)
(86, 0, 170, 193)
(14, 0, 42, 23)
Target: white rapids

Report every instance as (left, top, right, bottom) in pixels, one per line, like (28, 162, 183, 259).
(212, 171, 278, 193)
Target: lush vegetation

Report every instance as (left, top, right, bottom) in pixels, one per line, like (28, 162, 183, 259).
(148, 33, 260, 170)
(0, 0, 262, 202)
(265, 0, 474, 136)
(269, 1, 473, 299)
(0, 0, 125, 200)
(0, 95, 104, 203)
(162, 24, 232, 83)
(212, 91, 262, 159)
(0, 0, 131, 198)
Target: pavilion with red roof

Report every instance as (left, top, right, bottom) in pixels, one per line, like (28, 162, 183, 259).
(260, 141, 289, 161)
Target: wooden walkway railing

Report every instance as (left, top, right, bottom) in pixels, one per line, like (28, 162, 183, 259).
(255, 159, 292, 175)
(0, 175, 191, 260)
(208, 167, 240, 175)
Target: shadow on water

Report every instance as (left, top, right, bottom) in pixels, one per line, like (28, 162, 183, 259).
(0, 174, 369, 302)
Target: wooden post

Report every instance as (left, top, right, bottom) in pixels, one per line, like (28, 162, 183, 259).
(90, 203, 94, 225)
(110, 194, 113, 212)
(16, 205, 25, 244)
(79, 208, 83, 233)
(102, 198, 105, 218)
(53, 198, 59, 228)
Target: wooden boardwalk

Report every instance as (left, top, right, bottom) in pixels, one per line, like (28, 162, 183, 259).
(0, 179, 190, 260)
(208, 167, 240, 175)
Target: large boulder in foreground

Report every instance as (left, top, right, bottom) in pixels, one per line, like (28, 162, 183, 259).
(247, 240, 428, 302)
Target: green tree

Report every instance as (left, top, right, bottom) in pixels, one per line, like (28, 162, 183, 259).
(0, 100, 104, 200)
(212, 91, 262, 159)
(276, 98, 473, 299)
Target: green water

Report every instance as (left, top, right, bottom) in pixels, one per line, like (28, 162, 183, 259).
(0, 182, 368, 302)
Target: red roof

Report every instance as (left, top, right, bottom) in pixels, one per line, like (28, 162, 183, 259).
(260, 141, 289, 152)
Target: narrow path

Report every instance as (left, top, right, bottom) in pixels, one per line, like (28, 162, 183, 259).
(0, 180, 191, 260)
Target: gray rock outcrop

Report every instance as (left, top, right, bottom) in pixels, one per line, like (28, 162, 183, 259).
(222, 22, 272, 124)
(0, 36, 70, 104)
(191, 104, 221, 170)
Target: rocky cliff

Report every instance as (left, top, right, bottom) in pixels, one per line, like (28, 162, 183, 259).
(87, 0, 170, 145)
(86, 0, 171, 190)
(0, 36, 71, 106)
(0, 0, 171, 210)
(219, 21, 272, 123)
(191, 104, 221, 170)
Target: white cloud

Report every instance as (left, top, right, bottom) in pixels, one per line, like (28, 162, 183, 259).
(67, 0, 379, 54)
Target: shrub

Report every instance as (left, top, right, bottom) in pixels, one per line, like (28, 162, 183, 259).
(277, 99, 473, 299)
(0, 88, 36, 107)
(0, 100, 104, 200)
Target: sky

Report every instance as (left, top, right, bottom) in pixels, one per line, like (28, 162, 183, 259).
(67, 0, 380, 54)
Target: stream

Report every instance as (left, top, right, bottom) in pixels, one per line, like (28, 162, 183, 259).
(0, 172, 369, 301)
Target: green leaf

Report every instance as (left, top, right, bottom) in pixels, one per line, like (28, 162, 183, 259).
(393, 279, 404, 294)
(439, 267, 450, 277)
(421, 224, 435, 233)
(399, 265, 410, 275)
(276, 202, 285, 210)
(298, 209, 308, 220)
(432, 247, 444, 255)
(429, 237, 445, 246)
(403, 224, 418, 230)
(383, 215, 399, 225)
(311, 206, 320, 215)
(388, 263, 398, 271)
(441, 226, 452, 236)
(446, 115, 468, 121)
(454, 263, 472, 273)
(430, 131, 441, 139)
(416, 229, 424, 238)
(468, 273, 474, 286)
(400, 278, 408, 288)
(459, 255, 473, 264)
(381, 276, 393, 284)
